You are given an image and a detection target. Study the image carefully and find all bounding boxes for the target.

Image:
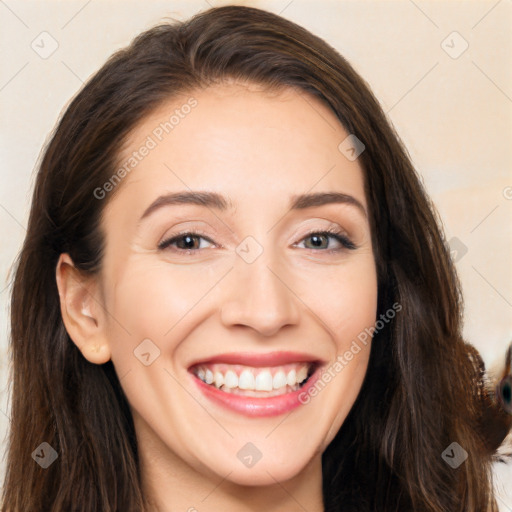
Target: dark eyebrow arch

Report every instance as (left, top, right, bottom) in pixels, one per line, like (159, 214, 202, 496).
(290, 192, 367, 217)
(139, 190, 367, 221)
(139, 191, 233, 221)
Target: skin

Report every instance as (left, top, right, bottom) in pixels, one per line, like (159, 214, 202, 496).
(56, 82, 378, 512)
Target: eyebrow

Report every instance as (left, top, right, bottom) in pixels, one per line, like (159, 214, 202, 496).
(139, 190, 367, 221)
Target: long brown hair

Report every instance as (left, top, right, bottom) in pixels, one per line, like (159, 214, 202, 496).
(2, 5, 497, 511)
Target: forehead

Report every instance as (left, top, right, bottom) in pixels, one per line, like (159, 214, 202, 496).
(108, 82, 367, 214)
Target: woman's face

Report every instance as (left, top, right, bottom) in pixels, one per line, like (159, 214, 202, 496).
(94, 83, 377, 486)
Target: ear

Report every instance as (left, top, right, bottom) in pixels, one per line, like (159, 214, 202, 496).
(55, 253, 111, 364)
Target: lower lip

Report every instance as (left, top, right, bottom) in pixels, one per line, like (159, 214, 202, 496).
(190, 366, 322, 417)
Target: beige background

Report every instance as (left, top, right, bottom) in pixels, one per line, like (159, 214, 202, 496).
(1, 0, 511, 506)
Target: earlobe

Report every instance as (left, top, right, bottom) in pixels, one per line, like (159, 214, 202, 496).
(55, 253, 111, 365)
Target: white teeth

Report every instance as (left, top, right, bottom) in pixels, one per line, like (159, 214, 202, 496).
(214, 371, 224, 388)
(224, 370, 238, 389)
(194, 363, 313, 393)
(273, 370, 287, 389)
(238, 369, 255, 389)
(297, 366, 308, 383)
(255, 370, 273, 391)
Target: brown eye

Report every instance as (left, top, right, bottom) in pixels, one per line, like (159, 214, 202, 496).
(158, 232, 215, 252)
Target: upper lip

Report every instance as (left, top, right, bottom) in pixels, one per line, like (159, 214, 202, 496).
(188, 351, 325, 369)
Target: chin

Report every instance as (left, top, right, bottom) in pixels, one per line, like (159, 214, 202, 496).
(222, 459, 312, 487)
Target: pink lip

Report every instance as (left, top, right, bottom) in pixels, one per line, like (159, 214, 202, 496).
(190, 364, 323, 417)
(188, 350, 323, 368)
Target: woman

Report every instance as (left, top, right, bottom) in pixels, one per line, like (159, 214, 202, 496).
(1, 5, 502, 511)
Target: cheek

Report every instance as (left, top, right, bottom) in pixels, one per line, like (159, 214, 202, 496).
(302, 255, 378, 345)
(300, 254, 377, 438)
(105, 258, 223, 342)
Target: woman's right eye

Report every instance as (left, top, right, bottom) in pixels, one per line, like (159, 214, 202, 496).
(158, 232, 216, 252)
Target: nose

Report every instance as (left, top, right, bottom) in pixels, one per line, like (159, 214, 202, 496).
(220, 251, 301, 337)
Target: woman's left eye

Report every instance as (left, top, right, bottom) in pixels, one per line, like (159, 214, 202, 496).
(158, 229, 357, 253)
(296, 230, 357, 251)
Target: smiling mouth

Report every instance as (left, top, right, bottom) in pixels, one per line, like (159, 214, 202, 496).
(190, 362, 317, 397)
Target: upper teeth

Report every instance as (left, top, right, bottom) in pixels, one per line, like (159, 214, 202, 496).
(194, 364, 310, 391)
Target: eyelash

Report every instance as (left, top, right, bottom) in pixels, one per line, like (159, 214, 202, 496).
(157, 227, 357, 253)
